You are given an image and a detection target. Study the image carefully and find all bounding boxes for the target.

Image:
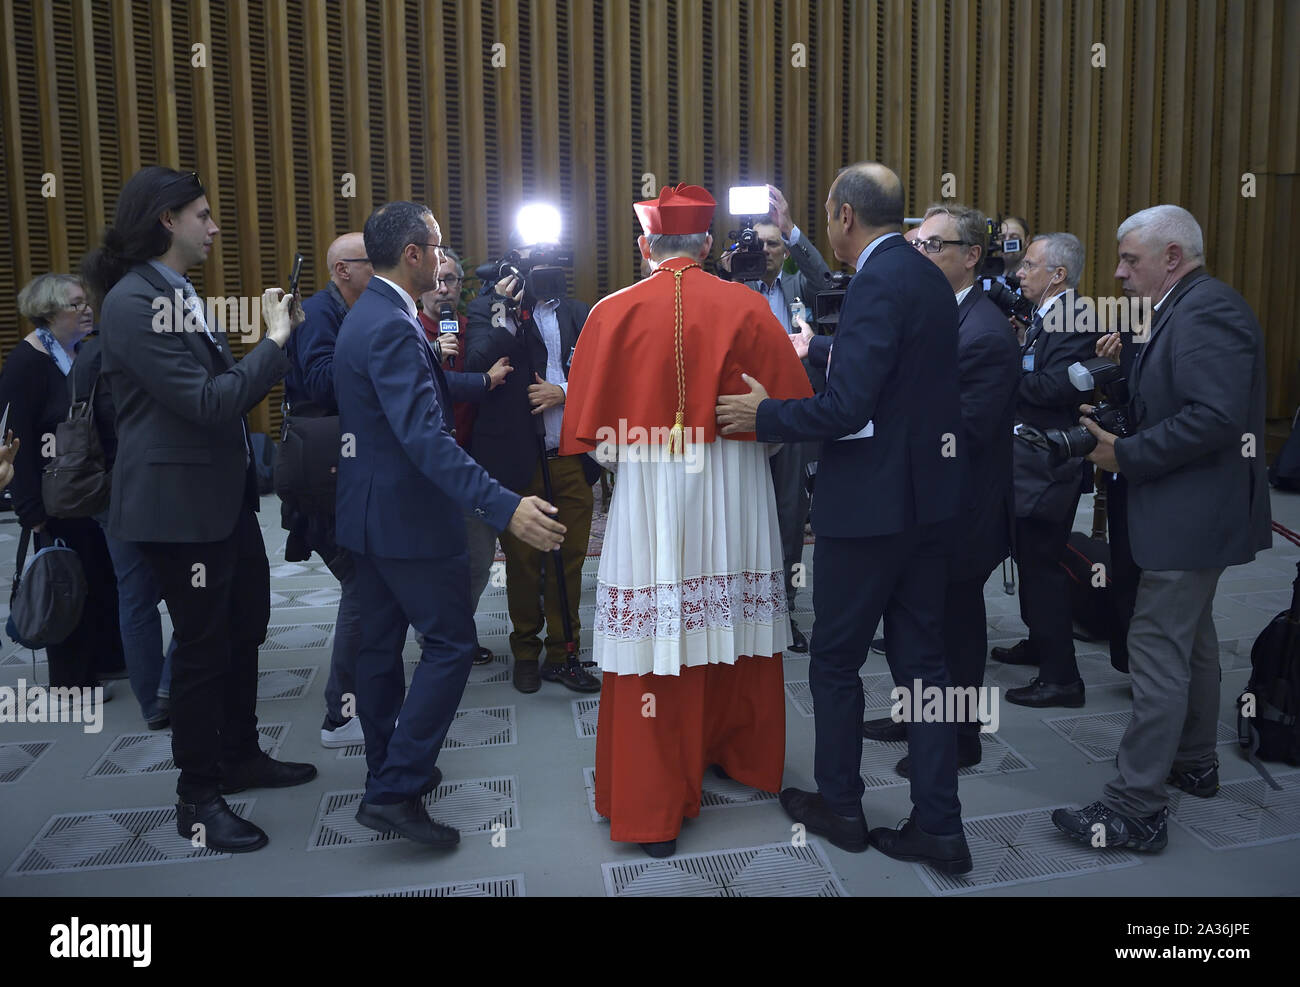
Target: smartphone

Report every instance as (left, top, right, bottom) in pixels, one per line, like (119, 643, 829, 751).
(288, 252, 304, 298)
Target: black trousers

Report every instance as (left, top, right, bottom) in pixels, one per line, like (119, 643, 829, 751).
(811, 523, 962, 835)
(944, 571, 992, 745)
(1014, 502, 1082, 685)
(43, 516, 124, 688)
(1104, 472, 1141, 672)
(138, 509, 269, 800)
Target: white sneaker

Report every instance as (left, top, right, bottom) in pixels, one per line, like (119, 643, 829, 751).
(320, 715, 364, 749)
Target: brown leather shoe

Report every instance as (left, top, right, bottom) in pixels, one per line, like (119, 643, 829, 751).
(513, 659, 541, 694)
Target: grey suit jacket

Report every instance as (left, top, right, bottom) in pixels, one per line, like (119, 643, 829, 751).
(1115, 268, 1271, 570)
(745, 231, 832, 391)
(100, 262, 290, 543)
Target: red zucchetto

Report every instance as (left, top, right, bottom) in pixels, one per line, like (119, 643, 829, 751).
(633, 184, 716, 236)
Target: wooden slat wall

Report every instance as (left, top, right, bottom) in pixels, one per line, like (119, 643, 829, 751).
(4, 0, 1299, 433)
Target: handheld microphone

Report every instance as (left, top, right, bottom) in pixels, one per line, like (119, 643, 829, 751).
(438, 303, 458, 369)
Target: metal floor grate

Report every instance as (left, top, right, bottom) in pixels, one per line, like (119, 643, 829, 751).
(335, 706, 517, 759)
(6, 798, 255, 876)
(0, 646, 46, 669)
(602, 841, 847, 897)
(784, 671, 897, 719)
(256, 667, 318, 700)
(582, 766, 777, 823)
(87, 724, 288, 778)
(1168, 770, 1300, 850)
(330, 874, 526, 897)
(307, 776, 519, 850)
(859, 732, 1035, 790)
(473, 610, 511, 637)
(405, 654, 511, 686)
(572, 698, 600, 738)
(0, 740, 54, 783)
(261, 624, 334, 651)
(269, 587, 342, 610)
(915, 805, 1144, 896)
(1045, 711, 1235, 762)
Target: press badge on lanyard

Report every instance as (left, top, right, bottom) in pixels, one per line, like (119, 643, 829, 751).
(1022, 347, 1035, 372)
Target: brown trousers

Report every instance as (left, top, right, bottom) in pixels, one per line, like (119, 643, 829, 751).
(498, 454, 594, 664)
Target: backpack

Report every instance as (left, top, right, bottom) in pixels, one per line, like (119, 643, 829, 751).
(41, 378, 110, 518)
(1061, 531, 1114, 643)
(7, 527, 87, 649)
(1237, 525, 1300, 784)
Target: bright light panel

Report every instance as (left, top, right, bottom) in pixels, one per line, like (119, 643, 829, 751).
(728, 185, 769, 216)
(515, 203, 562, 244)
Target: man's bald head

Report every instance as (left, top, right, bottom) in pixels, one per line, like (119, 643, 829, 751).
(325, 231, 372, 306)
(830, 163, 905, 229)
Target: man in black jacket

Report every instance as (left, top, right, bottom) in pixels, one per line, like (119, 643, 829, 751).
(861, 204, 1019, 771)
(465, 261, 600, 694)
(91, 166, 316, 854)
(996, 233, 1099, 708)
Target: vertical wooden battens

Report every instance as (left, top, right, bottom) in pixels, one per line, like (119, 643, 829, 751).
(382, 0, 411, 202)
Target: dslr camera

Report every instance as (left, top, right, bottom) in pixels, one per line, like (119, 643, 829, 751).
(985, 278, 1036, 330)
(1016, 357, 1131, 466)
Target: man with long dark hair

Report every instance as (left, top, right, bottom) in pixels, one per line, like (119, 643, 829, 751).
(84, 166, 316, 854)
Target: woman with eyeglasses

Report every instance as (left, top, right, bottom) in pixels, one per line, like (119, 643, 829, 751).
(0, 273, 126, 695)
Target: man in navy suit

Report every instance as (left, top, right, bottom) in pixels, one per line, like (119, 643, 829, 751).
(333, 201, 566, 848)
(860, 204, 1020, 775)
(717, 163, 972, 873)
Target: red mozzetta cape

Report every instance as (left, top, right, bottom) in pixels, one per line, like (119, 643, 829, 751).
(559, 257, 814, 454)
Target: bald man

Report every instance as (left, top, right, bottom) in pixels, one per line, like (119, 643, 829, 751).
(280, 232, 375, 748)
(719, 162, 971, 873)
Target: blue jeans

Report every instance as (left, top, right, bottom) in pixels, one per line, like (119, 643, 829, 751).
(101, 527, 175, 721)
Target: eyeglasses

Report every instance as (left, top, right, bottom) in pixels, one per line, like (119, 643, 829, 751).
(437, 276, 464, 288)
(913, 236, 973, 254)
(63, 299, 91, 313)
(341, 256, 371, 265)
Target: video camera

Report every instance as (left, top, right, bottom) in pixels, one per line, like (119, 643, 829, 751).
(720, 186, 769, 281)
(812, 269, 852, 332)
(1015, 357, 1131, 466)
(474, 204, 573, 305)
(982, 215, 1025, 279)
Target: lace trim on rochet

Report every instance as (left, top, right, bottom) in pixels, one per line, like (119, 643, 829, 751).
(594, 571, 788, 641)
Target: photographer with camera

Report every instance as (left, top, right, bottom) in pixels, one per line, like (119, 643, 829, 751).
(998, 233, 1100, 709)
(1051, 205, 1269, 852)
(465, 233, 601, 695)
(721, 185, 832, 651)
(861, 204, 1019, 773)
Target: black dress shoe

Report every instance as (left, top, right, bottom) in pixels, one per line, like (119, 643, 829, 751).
(895, 740, 983, 778)
(513, 660, 541, 694)
(419, 766, 444, 797)
(355, 797, 459, 848)
(990, 640, 1038, 665)
(779, 787, 868, 853)
(176, 794, 268, 853)
(788, 619, 808, 654)
(146, 714, 171, 731)
(219, 751, 318, 794)
(868, 816, 972, 874)
(862, 716, 906, 743)
(540, 658, 602, 692)
(640, 839, 676, 858)
(473, 646, 494, 666)
(1006, 677, 1085, 708)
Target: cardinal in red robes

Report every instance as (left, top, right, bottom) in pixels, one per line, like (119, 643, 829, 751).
(560, 184, 813, 857)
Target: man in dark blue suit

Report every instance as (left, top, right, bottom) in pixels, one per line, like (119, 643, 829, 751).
(333, 201, 566, 848)
(717, 163, 972, 873)
(861, 204, 1020, 775)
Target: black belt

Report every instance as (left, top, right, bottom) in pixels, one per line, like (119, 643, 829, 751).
(545, 448, 561, 459)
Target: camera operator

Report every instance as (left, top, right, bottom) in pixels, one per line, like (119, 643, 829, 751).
(418, 247, 513, 668)
(1051, 205, 1269, 852)
(721, 185, 832, 652)
(998, 233, 1100, 709)
(862, 204, 1019, 773)
(465, 250, 601, 695)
